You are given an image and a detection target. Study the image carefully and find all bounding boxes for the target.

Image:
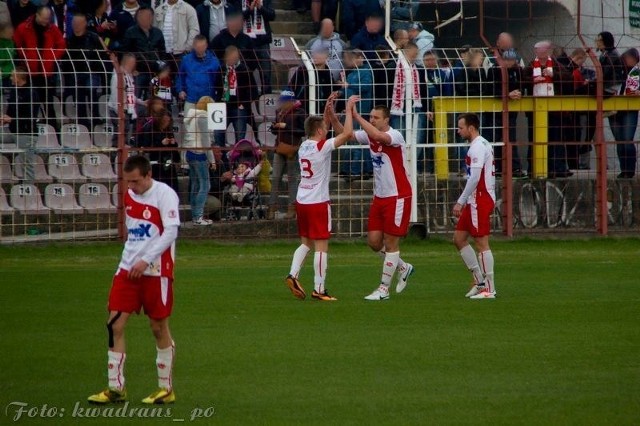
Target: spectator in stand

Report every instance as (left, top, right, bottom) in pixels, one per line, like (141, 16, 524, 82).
(610, 48, 639, 179)
(216, 45, 257, 145)
(349, 13, 388, 60)
(137, 110, 181, 192)
(149, 62, 173, 110)
(340, 0, 382, 40)
(291, 0, 308, 15)
(267, 89, 305, 220)
(87, 0, 117, 47)
(210, 9, 255, 68)
(390, 0, 418, 31)
(108, 0, 141, 50)
(42, 0, 67, 35)
(486, 48, 526, 178)
(407, 22, 434, 65)
(107, 53, 147, 146)
(566, 48, 595, 170)
(0, 22, 15, 89)
(526, 40, 573, 178)
(0, 2, 10, 28)
(339, 48, 373, 179)
(9, 0, 36, 28)
(393, 29, 409, 49)
(112, 0, 151, 8)
(241, 0, 275, 94)
(390, 42, 423, 137)
(418, 50, 453, 173)
(63, 12, 106, 130)
(176, 34, 220, 113)
(596, 31, 625, 96)
(304, 18, 345, 80)
(154, 0, 199, 74)
(121, 6, 166, 99)
(13, 6, 66, 128)
(184, 95, 216, 225)
(484, 32, 524, 68)
(196, 0, 238, 44)
(288, 47, 334, 112)
(1, 66, 39, 138)
(370, 45, 395, 107)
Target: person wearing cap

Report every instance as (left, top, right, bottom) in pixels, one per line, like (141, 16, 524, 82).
(349, 13, 389, 60)
(407, 21, 434, 66)
(486, 48, 526, 178)
(268, 89, 306, 219)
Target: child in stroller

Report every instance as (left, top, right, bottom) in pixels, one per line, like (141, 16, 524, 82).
(224, 139, 266, 219)
(229, 161, 263, 203)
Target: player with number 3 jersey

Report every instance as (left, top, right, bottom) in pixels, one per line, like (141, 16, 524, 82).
(285, 94, 357, 301)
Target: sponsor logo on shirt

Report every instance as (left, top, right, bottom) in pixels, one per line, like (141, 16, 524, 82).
(372, 155, 385, 168)
(128, 224, 152, 240)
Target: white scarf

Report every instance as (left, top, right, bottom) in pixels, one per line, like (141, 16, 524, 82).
(242, 0, 266, 38)
(390, 58, 422, 115)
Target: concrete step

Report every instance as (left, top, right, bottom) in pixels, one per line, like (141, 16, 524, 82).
(271, 19, 315, 35)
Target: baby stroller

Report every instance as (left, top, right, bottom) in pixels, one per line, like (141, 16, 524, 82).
(223, 139, 266, 220)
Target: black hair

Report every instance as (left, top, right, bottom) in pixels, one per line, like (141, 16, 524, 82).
(458, 113, 480, 130)
(598, 31, 615, 49)
(124, 155, 151, 176)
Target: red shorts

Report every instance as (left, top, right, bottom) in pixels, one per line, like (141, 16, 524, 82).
(368, 196, 412, 237)
(108, 269, 173, 320)
(296, 201, 331, 240)
(456, 195, 495, 237)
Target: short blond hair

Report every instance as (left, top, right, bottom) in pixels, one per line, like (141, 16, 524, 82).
(196, 96, 214, 111)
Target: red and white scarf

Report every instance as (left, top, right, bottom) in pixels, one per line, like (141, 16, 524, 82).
(243, 0, 266, 38)
(532, 56, 554, 96)
(124, 73, 137, 119)
(390, 58, 422, 115)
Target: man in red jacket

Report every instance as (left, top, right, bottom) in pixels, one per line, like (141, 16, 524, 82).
(14, 6, 66, 127)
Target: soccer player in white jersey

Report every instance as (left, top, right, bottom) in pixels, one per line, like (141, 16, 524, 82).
(286, 94, 356, 301)
(89, 155, 180, 404)
(452, 113, 497, 299)
(327, 100, 415, 301)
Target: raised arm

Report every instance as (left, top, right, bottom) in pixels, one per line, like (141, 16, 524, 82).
(334, 96, 358, 148)
(324, 91, 344, 133)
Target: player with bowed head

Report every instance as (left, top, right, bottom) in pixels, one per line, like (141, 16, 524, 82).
(89, 155, 180, 404)
(326, 98, 415, 301)
(452, 113, 497, 299)
(285, 93, 357, 301)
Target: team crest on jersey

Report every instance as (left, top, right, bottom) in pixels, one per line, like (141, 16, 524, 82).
(143, 207, 151, 220)
(168, 210, 177, 219)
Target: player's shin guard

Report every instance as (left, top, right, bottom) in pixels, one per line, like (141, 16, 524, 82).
(378, 248, 407, 273)
(156, 342, 175, 391)
(460, 245, 485, 285)
(107, 350, 126, 391)
(381, 251, 400, 289)
(289, 244, 311, 278)
(313, 251, 327, 293)
(479, 250, 495, 293)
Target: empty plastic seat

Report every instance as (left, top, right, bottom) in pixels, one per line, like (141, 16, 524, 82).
(0, 155, 17, 183)
(111, 183, 123, 208)
(34, 123, 60, 149)
(79, 183, 116, 214)
(44, 183, 84, 214)
(0, 187, 14, 214)
(98, 94, 108, 120)
(81, 153, 117, 182)
(61, 123, 93, 149)
(257, 122, 277, 147)
(48, 153, 86, 183)
(64, 95, 77, 119)
(10, 184, 50, 215)
(93, 123, 115, 148)
(14, 153, 53, 183)
(255, 94, 279, 124)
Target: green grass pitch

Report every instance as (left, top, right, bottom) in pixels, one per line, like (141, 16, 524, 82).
(1, 237, 639, 425)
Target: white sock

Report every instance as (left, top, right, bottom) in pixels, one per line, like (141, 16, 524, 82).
(156, 343, 175, 391)
(378, 248, 407, 272)
(381, 251, 400, 289)
(459, 245, 485, 285)
(313, 251, 327, 293)
(107, 350, 126, 391)
(289, 244, 310, 278)
(479, 250, 495, 293)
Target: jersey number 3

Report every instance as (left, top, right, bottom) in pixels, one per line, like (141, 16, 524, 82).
(300, 159, 314, 178)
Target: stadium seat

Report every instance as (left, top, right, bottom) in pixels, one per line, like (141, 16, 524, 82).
(111, 183, 124, 208)
(254, 94, 279, 124)
(0, 187, 14, 214)
(48, 154, 87, 183)
(14, 153, 53, 183)
(98, 94, 108, 119)
(64, 95, 77, 119)
(269, 36, 298, 66)
(52, 96, 69, 123)
(257, 122, 277, 147)
(0, 155, 17, 183)
(79, 183, 116, 214)
(81, 153, 117, 182)
(44, 183, 84, 214)
(61, 123, 94, 149)
(287, 66, 298, 83)
(92, 123, 115, 148)
(10, 184, 50, 215)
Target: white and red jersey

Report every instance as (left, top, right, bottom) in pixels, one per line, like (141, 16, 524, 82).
(118, 180, 180, 278)
(465, 136, 496, 203)
(354, 128, 412, 198)
(296, 137, 337, 204)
